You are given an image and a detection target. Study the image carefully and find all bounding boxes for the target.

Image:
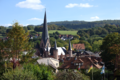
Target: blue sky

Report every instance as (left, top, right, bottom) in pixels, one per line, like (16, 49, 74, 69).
(0, 0, 120, 27)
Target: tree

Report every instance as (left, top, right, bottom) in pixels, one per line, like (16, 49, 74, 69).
(92, 40, 102, 52)
(23, 63, 55, 80)
(85, 67, 109, 80)
(23, 27, 28, 33)
(27, 25, 34, 30)
(80, 40, 92, 51)
(100, 32, 120, 70)
(55, 70, 90, 80)
(0, 41, 6, 78)
(34, 26, 43, 32)
(73, 35, 80, 39)
(109, 44, 120, 72)
(6, 22, 32, 68)
(2, 67, 37, 80)
(0, 26, 7, 34)
(71, 39, 79, 44)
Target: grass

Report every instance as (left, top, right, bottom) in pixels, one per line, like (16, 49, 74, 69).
(40, 30, 77, 35)
(28, 30, 78, 35)
(48, 30, 77, 35)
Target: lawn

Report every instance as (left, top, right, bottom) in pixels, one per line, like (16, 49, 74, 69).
(28, 30, 78, 35)
(48, 30, 77, 35)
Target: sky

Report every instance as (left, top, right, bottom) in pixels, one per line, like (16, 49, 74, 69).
(0, 0, 120, 27)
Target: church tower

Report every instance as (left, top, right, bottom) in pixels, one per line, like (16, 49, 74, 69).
(53, 40, 58, 60)
(68, 40, 72, 57)
(44, 44, 50, 57)
(40, 11, 51, 48)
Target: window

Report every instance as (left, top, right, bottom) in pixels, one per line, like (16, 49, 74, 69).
(56, 63, 58, 66)
(81, 63, 83, 65)
(76, 63, 78, 65)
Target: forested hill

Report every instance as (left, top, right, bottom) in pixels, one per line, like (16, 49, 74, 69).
(47, 20, 120, 29)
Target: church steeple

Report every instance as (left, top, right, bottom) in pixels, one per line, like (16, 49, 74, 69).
(42, 11, 49, 46)
(68, 40, 72, 57)
(68, 40, 72, 51)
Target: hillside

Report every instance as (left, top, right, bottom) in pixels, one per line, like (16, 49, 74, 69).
(47, 20, 120, 29)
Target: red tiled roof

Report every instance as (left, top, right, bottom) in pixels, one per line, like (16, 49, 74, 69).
(73, 44, 85, 50)
(59, 56, 102, 69)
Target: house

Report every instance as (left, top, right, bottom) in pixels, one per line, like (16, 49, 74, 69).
(59, 35, 73, 40)
(28, 35, 33, 39)
(59, 56, 102, 70)
(73, 43, 85, 51)
(34, 34, 41, 38)
(37, 58, 59, 73)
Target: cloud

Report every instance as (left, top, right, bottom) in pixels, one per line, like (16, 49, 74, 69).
(0, 24, 12, 27)
(91, 16, 99, 20)
(65, 3, 93, 8)
(16, 0, 45, 10)
(28, 18, 42, 21)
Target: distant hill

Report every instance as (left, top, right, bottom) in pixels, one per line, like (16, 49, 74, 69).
(47, 20, 120, 29)
(7, 20, 120, 30)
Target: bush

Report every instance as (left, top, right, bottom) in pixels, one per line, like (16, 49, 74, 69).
(23, 63, 55, 80)
(55, 70, 90, 80)
(2, 68, 37, 80)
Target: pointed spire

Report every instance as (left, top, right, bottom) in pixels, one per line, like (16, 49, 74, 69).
(54, 40, 57, 50)
(42, 11, 49, 46)
(68, 40, 72, 51)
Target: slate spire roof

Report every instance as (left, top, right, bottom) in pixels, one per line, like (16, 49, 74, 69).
(54, 40, 57, 50)
(42, 11, 49, 46)
(68, 40, 72, 50)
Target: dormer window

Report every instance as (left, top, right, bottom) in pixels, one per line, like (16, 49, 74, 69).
(76, 63, 78, 65)
(75, 57, 77, 60)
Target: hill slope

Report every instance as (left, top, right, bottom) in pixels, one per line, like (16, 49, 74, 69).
(47, 20, 120, 29)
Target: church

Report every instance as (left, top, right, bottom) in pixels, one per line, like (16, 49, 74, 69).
(35, 11, 73, 60)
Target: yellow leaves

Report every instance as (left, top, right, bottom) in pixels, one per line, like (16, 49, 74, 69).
(77, 35, 80, 38)
(71, 39, 79, 44)
(7, 22, 31, 59)
(109, 44, 120, 55)
(114, 32, 118, 36)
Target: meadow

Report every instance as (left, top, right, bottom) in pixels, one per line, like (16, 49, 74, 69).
(48, 30, 77, 35)
(29, 30, 77, 35)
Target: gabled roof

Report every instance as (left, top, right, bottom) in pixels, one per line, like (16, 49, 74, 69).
(42, 11, 49, 46)
(59, 56, 102, 69)
(37, 58, 59, 69)
(85, 51, 101, 57)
